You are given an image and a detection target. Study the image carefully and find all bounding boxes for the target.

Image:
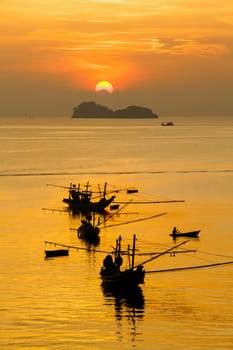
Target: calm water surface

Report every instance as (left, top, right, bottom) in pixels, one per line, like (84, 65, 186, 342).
(0, 116, 232, 349)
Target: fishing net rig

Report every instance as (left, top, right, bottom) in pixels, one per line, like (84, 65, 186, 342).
(44, 236, 233, 274)
(129, 237, 233, 273)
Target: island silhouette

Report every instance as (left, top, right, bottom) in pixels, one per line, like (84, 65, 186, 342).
(72, 102, 158, 119)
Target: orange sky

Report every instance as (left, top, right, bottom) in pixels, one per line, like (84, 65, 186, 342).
(0, 0, 233, 116)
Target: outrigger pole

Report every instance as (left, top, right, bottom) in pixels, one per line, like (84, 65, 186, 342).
(44, 241, 111, 254)
(102, 212, 167, 229)
(134, 240, 189, 269)
(146, 260, 233, 274)
(115, 200, 185, 204)
(46, 183, 71, 189)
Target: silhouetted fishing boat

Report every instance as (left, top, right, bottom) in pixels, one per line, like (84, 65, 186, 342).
(100, 235, 145, 288)
(161, 121, 174, 126)
(77, 214, 100, 241)
(62, 182, 115, 213)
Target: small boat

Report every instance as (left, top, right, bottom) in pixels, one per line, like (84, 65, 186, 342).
(110, 204, 120, 210)
(45, 249, 69, 258)
(77, 214, 100, 241)
(100, 235, 145, 289)
(170, 228, 200, 238)
(161, 121, 174, 126)
(126, 188, 139, 194)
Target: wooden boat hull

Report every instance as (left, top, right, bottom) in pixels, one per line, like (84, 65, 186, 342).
(170, 230, 200, 238)
(110, 204, 120, 210)
(100, 267, 145, 288)
(127, 189, 138, 194)
(78, 225, 100, 241)
(45, 249, 69, 258)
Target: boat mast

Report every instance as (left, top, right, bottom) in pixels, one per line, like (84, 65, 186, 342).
(85, 181, 90, 195)
(98, 184, 101, 197)
(114, 236, 120, 261)
(131, 234, 136, 270)
(103, 182, 107, 198)
(118, 235, 121, 258)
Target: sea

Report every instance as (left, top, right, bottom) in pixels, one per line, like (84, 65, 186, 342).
(0, 116, 232, 350)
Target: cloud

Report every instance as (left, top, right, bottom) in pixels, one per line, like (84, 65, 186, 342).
(216, 15, 233, 26)
(149, 37, 229, 56)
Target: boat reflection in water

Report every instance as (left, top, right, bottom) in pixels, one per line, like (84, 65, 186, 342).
(78, 232, 100, 248)
(102, 283, 145, 313)
(77, 215, 100, 242)
(100, 235, 145, 289)
(101, 284, 145, 342)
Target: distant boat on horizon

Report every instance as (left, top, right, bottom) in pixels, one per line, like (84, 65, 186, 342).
(161, 121, 174, 126)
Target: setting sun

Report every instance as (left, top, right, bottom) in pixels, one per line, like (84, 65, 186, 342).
(95, 81, 114, 94)
(0, 0, 232, 116)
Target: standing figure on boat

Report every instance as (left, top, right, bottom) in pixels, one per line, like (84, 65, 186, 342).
(102, 254, 119, 274)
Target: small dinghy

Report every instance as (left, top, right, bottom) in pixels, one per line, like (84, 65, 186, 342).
(170, 227, 200, 238)
(45, 249, 69, 258)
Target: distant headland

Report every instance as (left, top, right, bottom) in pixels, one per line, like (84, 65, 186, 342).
(72, 102, 158, 119)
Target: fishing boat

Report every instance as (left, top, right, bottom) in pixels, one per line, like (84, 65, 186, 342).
(77, 214, 100, 241)
(100, 235, 145, 288)
(161, 121, 174, 126)
(62, 182, 116, 213)
(170, 227, 200, 238)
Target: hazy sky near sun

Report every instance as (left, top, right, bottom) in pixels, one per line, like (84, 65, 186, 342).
(1, 0, 233, 117)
